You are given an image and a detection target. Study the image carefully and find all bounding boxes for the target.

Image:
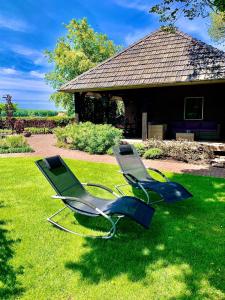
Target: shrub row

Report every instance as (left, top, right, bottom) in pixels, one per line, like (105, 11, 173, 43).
(54, 122, 123, 154)
(133, 139, 214, 163)
(0, 116, 74, 129)
(24, 127, 53, 134)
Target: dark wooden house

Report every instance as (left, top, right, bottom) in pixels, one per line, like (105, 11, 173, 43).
(60, 28, 225, 141)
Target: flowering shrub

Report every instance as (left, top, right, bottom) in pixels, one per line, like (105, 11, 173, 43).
(54, 122, 123, 154)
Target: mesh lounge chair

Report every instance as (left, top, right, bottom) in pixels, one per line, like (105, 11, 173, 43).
(113, 144, 192, 204)
(36, 155, 155, 239)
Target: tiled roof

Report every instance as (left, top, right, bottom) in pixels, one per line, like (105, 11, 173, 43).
(60, 28, 225, 92)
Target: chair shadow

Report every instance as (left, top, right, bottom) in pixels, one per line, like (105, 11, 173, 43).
(0, 201, 24, 299)
(65, 174, 225, 298)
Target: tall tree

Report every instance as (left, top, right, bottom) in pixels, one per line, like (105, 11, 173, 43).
(45, 18, 121, 114)
(208, 12, 225, 44)
(150, 0, 225, 24)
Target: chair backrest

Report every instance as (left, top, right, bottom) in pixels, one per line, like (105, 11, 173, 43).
(113, 144, 150, 182)
(36, 156, 86, 198)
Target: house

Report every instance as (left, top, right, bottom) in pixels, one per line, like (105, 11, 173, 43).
(60, 28, 225, 141)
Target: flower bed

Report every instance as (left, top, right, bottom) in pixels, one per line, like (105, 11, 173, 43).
(0, 135, 33, 153)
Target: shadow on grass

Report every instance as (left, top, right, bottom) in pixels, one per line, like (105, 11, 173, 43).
(0, 201, 24, 299)
(65, 173, 225, 298)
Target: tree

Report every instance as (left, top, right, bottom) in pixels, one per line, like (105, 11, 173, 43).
(45, 18, 121, 114)
(150, 0, 225, 24)
(208, 12, 225, 44)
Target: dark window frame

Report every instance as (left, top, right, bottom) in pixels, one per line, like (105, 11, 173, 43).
(184, 97, 204, 120)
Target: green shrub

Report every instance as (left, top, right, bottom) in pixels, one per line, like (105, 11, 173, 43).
(134, 143, 146, 156)
(0, 129, 11, 134)
(24, 127, 52, 134)
(106, 147, 113, 155)
(143, 148, 163, 159)
(54, 122, 123, 154)
(0, 135, 33, 153)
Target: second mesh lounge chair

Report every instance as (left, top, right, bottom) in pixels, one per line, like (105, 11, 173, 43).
(36, 155, 155, 239)
(113, 144, 192, 203)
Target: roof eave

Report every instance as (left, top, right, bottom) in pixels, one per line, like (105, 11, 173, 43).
(59, 78, 225, 93)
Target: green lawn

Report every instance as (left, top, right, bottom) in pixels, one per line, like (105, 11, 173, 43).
(0, 157, 224, 300)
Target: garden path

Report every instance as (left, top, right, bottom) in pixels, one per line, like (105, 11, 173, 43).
(1, 134, 225, 178)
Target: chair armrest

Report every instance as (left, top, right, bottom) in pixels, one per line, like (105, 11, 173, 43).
(51, 195, 115, 223)
(146, 167, 170, 182)
(122, 172, 140, 184)
(82, 183, 119, 198)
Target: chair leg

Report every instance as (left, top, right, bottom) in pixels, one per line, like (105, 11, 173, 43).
(115, 183, 130, 196)
(47, 205, 117, 239)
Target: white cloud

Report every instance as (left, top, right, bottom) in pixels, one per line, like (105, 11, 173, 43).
(30, 70, 45, 79)
(124, 27, 154, 45)
(1, 68, 18, 75)
(12, 45, 48, 67)
(0, 15, 28, 32)
(114, 0, 150, 12)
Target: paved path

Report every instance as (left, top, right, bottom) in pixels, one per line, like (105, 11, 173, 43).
(1, 134, 225, 178)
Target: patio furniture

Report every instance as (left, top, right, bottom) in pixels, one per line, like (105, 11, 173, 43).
(113, 144, 192, 203)
(176, 132, 194, 141)
(36, 155, 155, 239)
(148, 124, 167, 140)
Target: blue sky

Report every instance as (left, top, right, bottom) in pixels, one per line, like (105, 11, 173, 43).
(0, 0, 221, 110)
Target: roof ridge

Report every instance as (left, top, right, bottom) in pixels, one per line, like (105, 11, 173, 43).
(60, 28, 162, 89)
(175, 28, 225, 55)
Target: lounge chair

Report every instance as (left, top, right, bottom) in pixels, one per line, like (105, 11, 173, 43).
(36, 155, 155, 239)
(113, 144, 192, 203)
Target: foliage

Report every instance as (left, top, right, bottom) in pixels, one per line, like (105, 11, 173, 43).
(13, 109, 58, 117)
(14, 120, 25, 134)
(143, 148, 163, 159)
(54, 122, 123, 154)
(24, 127, 53, 134)
(0, 135, 33, 153)
(3, 95, 16, 131)
(0, 157, 225, 299)
(134, 143, 146, 156)
(208, 12, 225, 44)
(45, 18, 121, 112)
(150, 0, 225, 24)
(145, 139, 214, 163)
(0, 129, 11, 134)
(106, 147, 113, 155)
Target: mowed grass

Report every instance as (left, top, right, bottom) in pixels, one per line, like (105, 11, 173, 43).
(0, 157, 224, 300)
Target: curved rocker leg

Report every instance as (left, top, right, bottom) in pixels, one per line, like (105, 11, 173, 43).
(47, 206, 117, 239)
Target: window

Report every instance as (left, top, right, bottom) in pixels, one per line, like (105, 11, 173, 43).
(184, 97, 204, 120)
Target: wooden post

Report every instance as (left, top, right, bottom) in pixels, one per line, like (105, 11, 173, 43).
(73, 93, 81, 123)
(142, 112, 148, 141)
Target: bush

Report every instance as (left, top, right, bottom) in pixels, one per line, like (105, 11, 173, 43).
(0, 135, 33, 153)
(106, 147, 113, 155)
(134, 143, 146, 156)
(145, 139, 214, 163)
(0, 129, 11, 134)
(24, 127, 53, 134)
(54, 122, 123, 154)
(143, 148, 163, 159)
(14, 119, 25, 133)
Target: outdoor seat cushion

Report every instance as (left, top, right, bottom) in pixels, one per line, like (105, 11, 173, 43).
(119, 144, 134, 155)
(44, 155, 63, 170)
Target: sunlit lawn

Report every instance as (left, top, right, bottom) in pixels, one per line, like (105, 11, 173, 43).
(0, 157, 224, 299)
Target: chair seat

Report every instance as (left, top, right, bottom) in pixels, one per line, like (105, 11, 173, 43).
(65, 196, 155, 229)
(133, 180, 192, 203)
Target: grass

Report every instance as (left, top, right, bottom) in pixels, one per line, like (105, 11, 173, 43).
(0, 157, 224, 300)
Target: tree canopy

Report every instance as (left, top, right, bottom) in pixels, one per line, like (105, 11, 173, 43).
(45, 18, 121, 114)
(150, 0, 225, 24)
(208, 12, 225, 44)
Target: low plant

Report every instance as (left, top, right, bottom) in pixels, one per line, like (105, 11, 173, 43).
(143, 148, 163, 159)
(54, 122, 123, 154)
(24, 127, 53, 134)
(134, 143, 146, 156)
(145, 139, 214, 163)
(0, 135, 33, 153)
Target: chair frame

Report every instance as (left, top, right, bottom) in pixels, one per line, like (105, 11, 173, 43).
(47, 182, 123, 239)
(115, 167, 170, 204)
